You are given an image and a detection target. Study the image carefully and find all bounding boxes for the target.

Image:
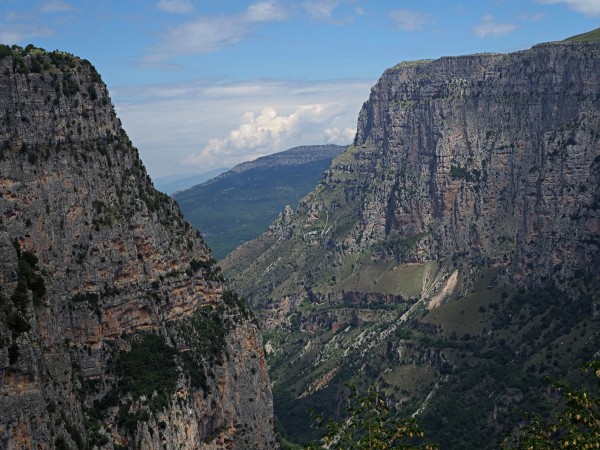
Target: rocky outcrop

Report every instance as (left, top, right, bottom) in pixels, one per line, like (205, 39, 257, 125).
(0, 45, 276, 449)
(226, 42, 600, 301)
(352, 43, 600, 284)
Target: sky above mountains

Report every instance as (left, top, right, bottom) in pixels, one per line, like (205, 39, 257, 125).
(0, 0, 598, 178)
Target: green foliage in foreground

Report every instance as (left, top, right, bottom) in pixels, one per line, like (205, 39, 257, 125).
(503, 360, 600, 450)
(306, 385, 438, 450)
(299, 363, 600, 449)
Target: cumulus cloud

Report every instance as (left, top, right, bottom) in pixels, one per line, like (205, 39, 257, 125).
(472, 15, 517, 37)
(113, 77, 373, 176)
(324, 127, 356, 143)
(156, 0, 194, 14)
(147, 0, 287, 61)
(390, 9, 429, 31)
(537, 0, 600, 16)
(185, 105, 328, 165)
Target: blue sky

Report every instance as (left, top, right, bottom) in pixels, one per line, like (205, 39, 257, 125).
(0, 0, 598, 178)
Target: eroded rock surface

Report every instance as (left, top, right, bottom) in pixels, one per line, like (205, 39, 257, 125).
(223, 42, 600, 448)
(0, 46, 276, 450)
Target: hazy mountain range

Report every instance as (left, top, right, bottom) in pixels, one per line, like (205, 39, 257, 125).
(174, 144, 346, 260)
(153, 168, 230, 195)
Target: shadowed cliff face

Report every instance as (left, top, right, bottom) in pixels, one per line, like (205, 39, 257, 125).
(222, 42, 600, 448)
(0, 46, 276, 450)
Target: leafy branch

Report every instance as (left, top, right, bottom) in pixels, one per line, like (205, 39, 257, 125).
(306, 385, 437, 450)
(502, 360, 600, 450)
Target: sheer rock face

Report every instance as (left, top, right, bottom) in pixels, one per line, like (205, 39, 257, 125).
(222, 40, 600, 449)
(0, 48, 276, 449)
(225, 42, 600, 303)
(351, 42, 600, 283)
(220, 40, 600, 449)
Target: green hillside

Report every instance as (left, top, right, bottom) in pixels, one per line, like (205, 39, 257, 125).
(565, 27, 600, 43)
(174, 145, 346, 260)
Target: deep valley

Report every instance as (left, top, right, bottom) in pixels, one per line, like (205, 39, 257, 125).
(1, 26, 599, 450)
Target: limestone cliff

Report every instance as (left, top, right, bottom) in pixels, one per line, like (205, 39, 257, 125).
(223, 42, 600, 448)
(352, 43, 600, 283)
(0, 45, 276, 449)
(227, 42, 600, 299)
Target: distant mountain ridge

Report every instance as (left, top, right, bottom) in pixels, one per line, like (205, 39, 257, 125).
(154, 168, 229, 195)
(201, 144, 347, 185)
(174, 144, 347, 259)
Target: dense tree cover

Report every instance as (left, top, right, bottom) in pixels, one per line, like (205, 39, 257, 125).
(306, 385, 437, 450)
(503, 360, 600, 450)
(115, 333, 178, 413)
(303, 361, 599, 450)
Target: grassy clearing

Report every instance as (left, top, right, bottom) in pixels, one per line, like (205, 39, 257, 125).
(423, 287, 503, 336)
(324, 259, 433, 298)
(381, 364, 438, 396)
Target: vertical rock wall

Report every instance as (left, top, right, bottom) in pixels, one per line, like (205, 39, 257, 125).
(0, 46, 276, 449)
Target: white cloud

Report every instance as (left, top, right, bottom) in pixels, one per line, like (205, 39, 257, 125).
(246, 0, 287, 22)
(516, 11, 546, 21)
(147, 0, 287, 61)
(0, 24, 54, 44)
(156, 0, 194, 14)
(529, 12, 546, 21)
(302, 0, 356, 25)
(472, 15, 517, 37)
(185, 105, 328, 165)
(303, 0, 338, 21)
(113, 77, 373, 177)
(39, 0, 74, 13)
(324, 127, 356, 143)
(390, 9, 428, 32)
(537, 0, 600, 16)
(525, 12, 546, 22)
(152, 16, 245, 55)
